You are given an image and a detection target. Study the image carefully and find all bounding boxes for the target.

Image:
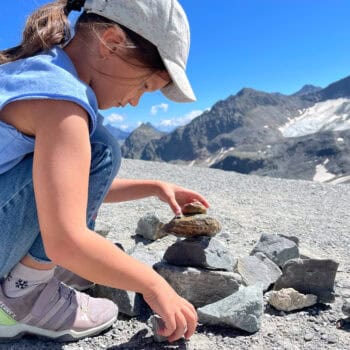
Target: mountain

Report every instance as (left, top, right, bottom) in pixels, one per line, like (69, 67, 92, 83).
(141, 88, 312, 161)
(105, 124, 130, 143)
(292, 84, 322, 97)
(121, 122, 167, 159)
(121, 75, 350, 183)
(317, 75, 350, 101)
(211, 129, 350, 183)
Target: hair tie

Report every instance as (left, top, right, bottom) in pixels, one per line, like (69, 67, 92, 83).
(65, 0, 86, 15)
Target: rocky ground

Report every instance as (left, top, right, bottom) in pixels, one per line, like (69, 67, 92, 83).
(2, 158, 350, 350)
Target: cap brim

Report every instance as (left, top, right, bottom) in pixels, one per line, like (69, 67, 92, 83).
(161, 58, 196, 103)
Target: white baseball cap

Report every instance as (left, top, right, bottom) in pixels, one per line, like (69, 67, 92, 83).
(83, 0, 196, 102)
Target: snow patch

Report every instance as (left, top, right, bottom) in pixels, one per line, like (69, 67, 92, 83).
(279, 98, 350, 137)
(313, 164, 336, 182)
(329, 175, 350, 184)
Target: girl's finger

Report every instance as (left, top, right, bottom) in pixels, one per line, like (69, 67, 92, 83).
(181, 305, 198, 340)
(167, 312, 188, 343)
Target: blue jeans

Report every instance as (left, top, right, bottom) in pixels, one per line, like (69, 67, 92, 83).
(0, 123, 121, 278)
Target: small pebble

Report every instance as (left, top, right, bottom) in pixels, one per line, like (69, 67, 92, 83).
(327, 335, 338, 344)
(304, 332, 314, 341)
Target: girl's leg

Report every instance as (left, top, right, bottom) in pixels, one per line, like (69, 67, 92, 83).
(0, 123, 121, 340)
(0, 122, 121, 277)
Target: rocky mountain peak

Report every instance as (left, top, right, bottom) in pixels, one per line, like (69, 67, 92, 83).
(318, 75, 350, 100)
(292, 84, 322, 97)
(121, 122, 166, 159)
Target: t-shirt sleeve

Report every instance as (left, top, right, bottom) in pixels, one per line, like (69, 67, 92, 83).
(0, 54, 99, 136)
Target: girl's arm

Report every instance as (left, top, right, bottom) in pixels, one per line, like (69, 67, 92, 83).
(104, 178, 210, 215)
(30, 99, 197, 342)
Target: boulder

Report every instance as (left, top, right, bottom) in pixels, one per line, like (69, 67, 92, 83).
(163, 237, 236, 271)
(153, 261, 242, 308)
(250, 233, 299, 267)
(237, 252, 282, 291)
(163, 214, 221, 238)
(267, 288, 317, 311)
(197, 284, 264, 333)
(135, 212, 167, 240)
(93, 286, 148, 317)
(274, 258, 339, 303)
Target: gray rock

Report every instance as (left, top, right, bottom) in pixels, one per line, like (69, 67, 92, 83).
(93, 286, 148, 317)
(268, 288, 317, 311)
(237, 252, 282, 291)
(274, 258, 339, 303)
(135, 212, 167, 240)
(250, 233, 299, 267)
(94, 221, 111, 237)
(163, 236, 236, 271)
(197, 284, 264, 333)
(342, 299, 350, 316)
(149, 315, 168, 343)
(153, 261, 242, 308)
(128, 243, 164, 267)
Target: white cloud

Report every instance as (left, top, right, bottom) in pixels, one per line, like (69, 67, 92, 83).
(150, 103, 169, 115)
(119, 124, 129, 131)
(158, 109, 203, 130)
(105, 113, 125, 123)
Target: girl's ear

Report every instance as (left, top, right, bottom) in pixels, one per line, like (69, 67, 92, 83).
(98, 26, 127, 59)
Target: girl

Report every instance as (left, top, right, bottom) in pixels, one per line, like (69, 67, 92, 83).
(0, 0, 209, 343)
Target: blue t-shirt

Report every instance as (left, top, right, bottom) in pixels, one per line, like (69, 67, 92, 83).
(0, 47, 100, 174)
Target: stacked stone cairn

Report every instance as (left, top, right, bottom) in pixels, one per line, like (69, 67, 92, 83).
(93, 202, 340, 342)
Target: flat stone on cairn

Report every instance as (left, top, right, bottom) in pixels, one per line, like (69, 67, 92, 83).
(154, 261, 242, 308)
(163, 236, 237, 271)
(163, 214, 221, 238)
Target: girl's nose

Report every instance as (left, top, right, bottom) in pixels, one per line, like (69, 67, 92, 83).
(129, 93, 142, 107)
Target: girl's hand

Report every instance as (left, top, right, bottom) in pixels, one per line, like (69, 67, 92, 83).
(143, 278, 198, 342)
(156, 181, 210, 216)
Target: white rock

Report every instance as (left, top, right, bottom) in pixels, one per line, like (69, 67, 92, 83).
(268, 288, 317, 312)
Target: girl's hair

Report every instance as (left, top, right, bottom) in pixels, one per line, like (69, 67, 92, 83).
(0, 0, 166, 71)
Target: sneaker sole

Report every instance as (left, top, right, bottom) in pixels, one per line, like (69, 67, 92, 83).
(0, 314, 117, 342)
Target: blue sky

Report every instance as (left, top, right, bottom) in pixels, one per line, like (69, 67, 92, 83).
(1, 0, 349, 132)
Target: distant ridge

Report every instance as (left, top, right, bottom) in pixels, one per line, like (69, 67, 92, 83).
(120, 74, 350, 183)
(121, 122, 167, 159)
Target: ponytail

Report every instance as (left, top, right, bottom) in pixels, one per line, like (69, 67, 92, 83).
(0, 0, 71, 64)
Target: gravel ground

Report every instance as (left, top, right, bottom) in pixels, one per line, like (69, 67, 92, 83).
(2, 158, 350, 350)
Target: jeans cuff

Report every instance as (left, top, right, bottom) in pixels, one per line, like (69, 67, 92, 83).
(27, 253, 52, 264)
